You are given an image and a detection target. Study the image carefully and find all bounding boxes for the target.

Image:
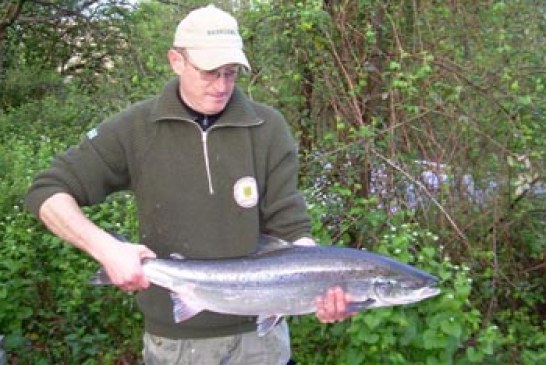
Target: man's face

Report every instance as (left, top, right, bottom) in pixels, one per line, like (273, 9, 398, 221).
(168, 50, 240, 115)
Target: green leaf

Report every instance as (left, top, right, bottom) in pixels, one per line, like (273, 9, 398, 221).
(423, 329, 447, 349)
(441, 319, 463, 338)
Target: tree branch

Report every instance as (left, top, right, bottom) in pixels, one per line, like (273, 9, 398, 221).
(369, 145, 471, 247)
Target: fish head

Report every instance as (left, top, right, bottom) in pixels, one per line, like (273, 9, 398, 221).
(370, 271, 440, 307)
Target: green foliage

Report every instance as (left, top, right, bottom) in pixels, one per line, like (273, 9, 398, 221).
(0, 67, 64, 111)
(339, 225, 489, 365)
(0, 0, 138, 93)
(297, 116, 543, 364)
(103, 0, 176, 102)
(0, 97, 142, 361)
(0, 199, 142, 363)
(495, 308, 546, 365)
(240, 0, 331, 132)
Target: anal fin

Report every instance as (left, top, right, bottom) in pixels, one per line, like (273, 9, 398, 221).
(170, 292, 203, 323)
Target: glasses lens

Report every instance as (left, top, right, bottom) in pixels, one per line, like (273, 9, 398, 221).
(222, 69, 239, 81)
(178, 50, 240, 82)
(201, 68, 239, 82)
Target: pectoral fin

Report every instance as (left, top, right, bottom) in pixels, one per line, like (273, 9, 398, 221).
(256, 315, 283, 337)
(346, 298, 376, 313)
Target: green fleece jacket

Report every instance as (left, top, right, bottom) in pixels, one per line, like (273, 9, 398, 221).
(25, 78, 312, 338)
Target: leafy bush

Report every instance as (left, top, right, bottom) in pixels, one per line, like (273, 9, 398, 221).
(0, 208, 140, 363)
(0, 92, 142, 363)
(0, 67, 64, 111)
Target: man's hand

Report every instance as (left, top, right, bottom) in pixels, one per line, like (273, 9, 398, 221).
(100, 238, 156, 292)
(315, 287, 356, 323)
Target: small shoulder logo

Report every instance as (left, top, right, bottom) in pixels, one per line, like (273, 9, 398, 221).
(233, 176, 258, 208)
(86, 128, 98, 140)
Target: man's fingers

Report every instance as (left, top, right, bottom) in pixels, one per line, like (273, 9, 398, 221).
(315, 296, 328, 323)
(316, 287, 345, 323)
(323, 288, 337, 318)
(333, 287, 346, 317)
(315, 287, 356, 323)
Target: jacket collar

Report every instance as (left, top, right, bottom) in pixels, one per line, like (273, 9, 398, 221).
(150, 78, 262, 127)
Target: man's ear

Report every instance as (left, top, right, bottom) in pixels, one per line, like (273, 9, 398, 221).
(167, 49, 184, 75)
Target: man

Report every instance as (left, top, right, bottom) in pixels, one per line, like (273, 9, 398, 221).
(25, 4, 351, 364)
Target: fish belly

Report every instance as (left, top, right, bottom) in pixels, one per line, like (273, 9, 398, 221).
(189, 281, 324, 316)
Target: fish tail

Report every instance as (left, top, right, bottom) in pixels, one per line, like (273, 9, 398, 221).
(89, 231, 129, 286)
(89, 268, 112, 285)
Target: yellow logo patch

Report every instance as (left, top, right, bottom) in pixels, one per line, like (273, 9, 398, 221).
(233, 176, 258, 208)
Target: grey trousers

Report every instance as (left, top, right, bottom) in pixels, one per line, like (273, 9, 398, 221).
(142, 321, 291, 365)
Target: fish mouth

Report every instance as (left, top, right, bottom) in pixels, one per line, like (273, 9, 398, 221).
(419, 277, 441, 298)
(373, 280, 441, 306)
(420, 286, 441, 299)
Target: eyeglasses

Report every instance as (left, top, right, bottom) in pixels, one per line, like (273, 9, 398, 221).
(178, 50, 240, 82)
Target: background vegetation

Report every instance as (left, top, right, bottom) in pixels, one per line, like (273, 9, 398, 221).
(1, 0, 544, 364)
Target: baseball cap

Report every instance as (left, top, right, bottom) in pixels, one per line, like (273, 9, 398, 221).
(173, 5, 250, 71)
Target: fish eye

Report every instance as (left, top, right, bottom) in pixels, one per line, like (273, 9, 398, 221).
(374, 278, 397, 288)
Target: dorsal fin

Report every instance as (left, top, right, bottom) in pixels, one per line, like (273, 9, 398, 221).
(169, 253, 185, 260)
(252, 234, 294, 255)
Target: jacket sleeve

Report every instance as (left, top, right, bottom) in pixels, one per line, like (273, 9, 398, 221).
(254, 105, 312, 242)
(25, 113, 132, 217)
